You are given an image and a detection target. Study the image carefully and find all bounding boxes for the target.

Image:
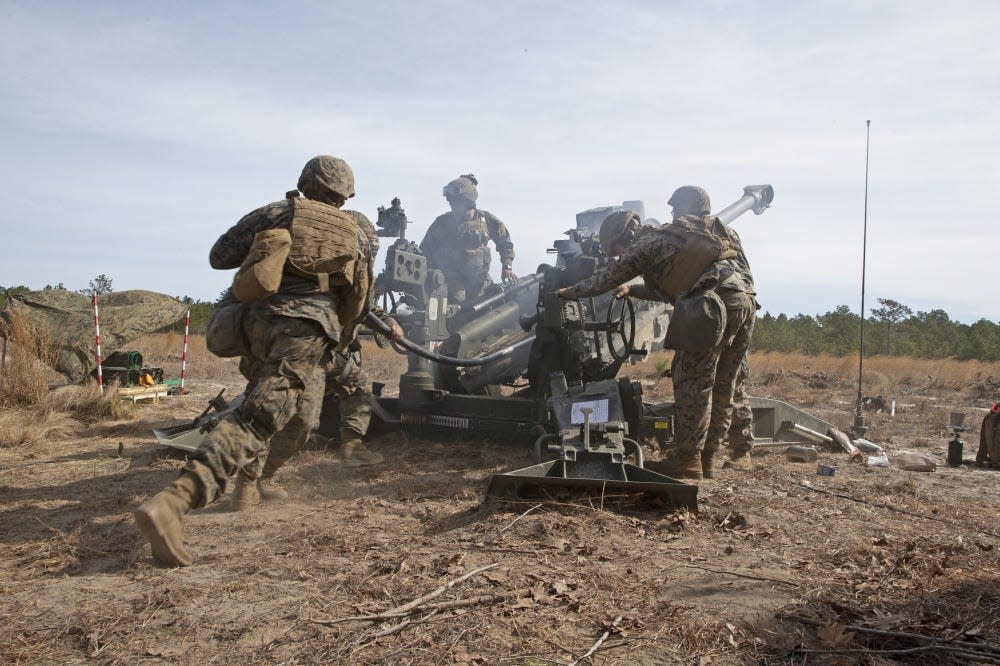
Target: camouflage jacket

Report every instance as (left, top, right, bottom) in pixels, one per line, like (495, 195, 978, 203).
(210, 197, 370, 343)
(672, 214, 755, 293)
(419, 209, 515, 282)
(561, 226, 744, 304)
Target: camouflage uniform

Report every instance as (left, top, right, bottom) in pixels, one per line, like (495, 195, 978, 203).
(419, 209, 514, 304)
(729, 358, 753, 453)
(242, 344, 378, 477)
(671, 214, 757, 458)
(178, 195, 369, 505)
(135, 156, 367, 567)
(561, 224, 755, 462)
(253, 210, 397, 472)
(669, 283, 755, 461)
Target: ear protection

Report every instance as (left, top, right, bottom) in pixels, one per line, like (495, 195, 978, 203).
(620, 214, 641, 245)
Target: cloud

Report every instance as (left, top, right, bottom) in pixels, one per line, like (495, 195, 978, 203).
(0, 1, 997, 321)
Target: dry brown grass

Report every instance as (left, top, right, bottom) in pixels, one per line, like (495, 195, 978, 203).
(46, 384, 137, 423)
(0, 309, 59, 407)
(0, 409, 76, 448)
(638, 350, 1000, 397)
(0, 385, 136, 448)
(748, 351, 1000, 393)
(0, 309, 141, 446)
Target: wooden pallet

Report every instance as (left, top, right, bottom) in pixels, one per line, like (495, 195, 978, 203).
(117, 384, 169, 404)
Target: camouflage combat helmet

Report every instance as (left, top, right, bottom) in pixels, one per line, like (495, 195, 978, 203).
(348, 210, 379, 256)
(668, 185, 711, 216)
(442, 174, 478, 203)
(298, 155, 355, 201)
(598, 210, 641, 255)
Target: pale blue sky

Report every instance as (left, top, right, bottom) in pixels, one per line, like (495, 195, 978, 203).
(1, 1, 997, 322)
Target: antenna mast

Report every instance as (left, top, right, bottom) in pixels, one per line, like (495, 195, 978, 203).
(852, 120, 871, 439)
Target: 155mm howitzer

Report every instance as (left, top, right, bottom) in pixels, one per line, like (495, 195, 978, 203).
(372, 185, 774, 406)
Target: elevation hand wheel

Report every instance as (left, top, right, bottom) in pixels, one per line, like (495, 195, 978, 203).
(605, 295, 636, 363)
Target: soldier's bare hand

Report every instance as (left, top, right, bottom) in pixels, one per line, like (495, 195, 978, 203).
(502, 266, 518, 284)
(389, 322, 404, 341)
(614, 284, 631, 299)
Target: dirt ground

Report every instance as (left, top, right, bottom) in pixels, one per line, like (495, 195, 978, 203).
(1, 347, 998, 665)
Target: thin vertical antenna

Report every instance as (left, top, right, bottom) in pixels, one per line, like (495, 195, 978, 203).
(853, 120, 871, 438)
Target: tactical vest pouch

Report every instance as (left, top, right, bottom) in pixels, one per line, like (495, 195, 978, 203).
(664, 288, 727, 352)
(463, 247, 490, 275)
(335, 250, 373, 352)
(206, 292, 249, 358)
(287, 197, 360, 290)
(232, 228, 292, 302)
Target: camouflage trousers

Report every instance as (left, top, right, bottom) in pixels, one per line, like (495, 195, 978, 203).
(260, 350, 374, 471)
(727, 358, 754, 454)
(182, 314, 330, 507)
(671, 290, 756, 457)
(317, 351, 373, 440)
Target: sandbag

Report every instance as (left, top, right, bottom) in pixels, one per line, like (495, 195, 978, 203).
(889, 453, 937, 472)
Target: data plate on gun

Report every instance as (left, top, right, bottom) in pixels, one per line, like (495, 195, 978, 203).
(570, 399, 609, 424)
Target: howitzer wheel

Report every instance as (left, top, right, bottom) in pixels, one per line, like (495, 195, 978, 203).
(606, 295, 636, 363)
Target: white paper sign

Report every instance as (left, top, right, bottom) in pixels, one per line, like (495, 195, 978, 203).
(571, 399, 609, 424)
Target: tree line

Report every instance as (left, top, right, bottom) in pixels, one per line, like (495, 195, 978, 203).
(752, 298, 1000, 361)
(4, 284, 998, 361)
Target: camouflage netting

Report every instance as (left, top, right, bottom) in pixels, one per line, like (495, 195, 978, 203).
(1, 290, 188, 383)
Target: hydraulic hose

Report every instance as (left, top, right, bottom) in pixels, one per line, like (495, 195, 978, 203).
(365, 312, 535, 367)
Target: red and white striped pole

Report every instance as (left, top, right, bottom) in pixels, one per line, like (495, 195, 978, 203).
(92, 293, 104, 394)
(179, 308, 190, 394)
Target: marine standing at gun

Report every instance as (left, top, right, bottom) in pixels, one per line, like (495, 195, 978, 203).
(665, 186, 757, 476)
(419, 174, 517, 305)
(559, 189, 755, 480)
(134, 155, 373, 566)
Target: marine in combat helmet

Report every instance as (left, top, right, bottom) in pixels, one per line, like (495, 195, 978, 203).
(419, 174, 517, 305)
(665, 186, 758, 477)
(559, 187, 756, 480)
(134, 155, 374, 566)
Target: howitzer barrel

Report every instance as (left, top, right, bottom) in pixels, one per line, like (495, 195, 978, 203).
(713, 184, 774, 225)
(470, 273, 543, 313)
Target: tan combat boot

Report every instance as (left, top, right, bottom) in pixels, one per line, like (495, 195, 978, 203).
(258, 477, 289, 502)
(134, 473, 200, 567)
(653, 450, 704, 481)
(232, 473, 260, 511)
(723, 449, 753, 471)
(340, 437, 384, 468)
